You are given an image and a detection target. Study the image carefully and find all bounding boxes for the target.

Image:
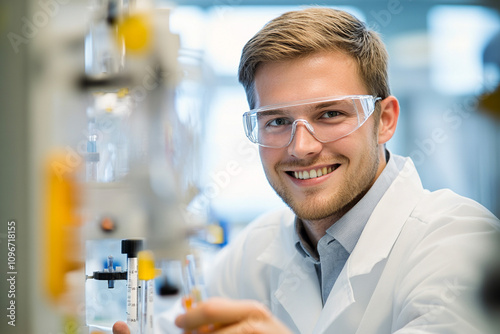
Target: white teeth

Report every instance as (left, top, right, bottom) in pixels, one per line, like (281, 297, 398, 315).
(294, 165, 337, 180)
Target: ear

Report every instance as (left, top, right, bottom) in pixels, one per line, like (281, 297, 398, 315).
(377, 96, 399, 145)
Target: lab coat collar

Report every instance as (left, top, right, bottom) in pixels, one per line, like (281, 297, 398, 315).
(256, 208, 296, 270)
(315, 157, 426, 333)
(257, 209, 323, 333)
(348, 156, 423, 277)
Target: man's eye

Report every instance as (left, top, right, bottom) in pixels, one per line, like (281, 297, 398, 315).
(268, 118, 290, 127)
(322, 110, 341, 118)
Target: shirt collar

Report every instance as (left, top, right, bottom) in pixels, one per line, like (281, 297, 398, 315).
(294, 216, 317, 259)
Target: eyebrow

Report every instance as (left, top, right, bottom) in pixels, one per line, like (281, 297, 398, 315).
(256, 109, 288, 118)
(312, 100, 349, 110)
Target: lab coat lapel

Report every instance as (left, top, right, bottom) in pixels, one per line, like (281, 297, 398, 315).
(257, 211, 322, 334)
(274, 253, 322, 334)
(314, 158, 426, 333)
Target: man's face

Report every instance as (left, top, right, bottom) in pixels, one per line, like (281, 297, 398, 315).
(253, 51, 385, 221)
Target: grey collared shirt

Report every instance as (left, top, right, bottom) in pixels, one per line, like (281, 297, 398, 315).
(294, 150, 405, 305)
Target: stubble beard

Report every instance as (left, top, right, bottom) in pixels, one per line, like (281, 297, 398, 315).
(267, 143, 381, 221)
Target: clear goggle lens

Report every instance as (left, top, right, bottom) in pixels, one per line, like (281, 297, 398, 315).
(243, 95, 381, 148)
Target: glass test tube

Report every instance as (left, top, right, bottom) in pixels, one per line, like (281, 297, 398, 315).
(122, 239, 143, 334)
(138, 250, 156, 334)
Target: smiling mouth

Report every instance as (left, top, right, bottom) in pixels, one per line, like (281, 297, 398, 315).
(287, 164, 341, 180)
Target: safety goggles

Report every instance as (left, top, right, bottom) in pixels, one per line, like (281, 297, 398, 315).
(243, 95, 381, 148)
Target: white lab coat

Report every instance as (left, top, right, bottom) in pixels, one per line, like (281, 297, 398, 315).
(205, 157, 500, 333)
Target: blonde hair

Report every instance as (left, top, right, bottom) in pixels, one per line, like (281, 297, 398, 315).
(238, 7, 390, 109)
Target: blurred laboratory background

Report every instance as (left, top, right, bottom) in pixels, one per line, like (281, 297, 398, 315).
(1, 0, 500, 333)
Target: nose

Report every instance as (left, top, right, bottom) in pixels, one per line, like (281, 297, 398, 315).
(287, 120, 322, 159)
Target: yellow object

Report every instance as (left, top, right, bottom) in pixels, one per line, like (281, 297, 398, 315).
(64, 315, 83, 334)
(138, 250, 158, 281)
(191, 287, 203, 303)
(117, 87, 129, 98)
(44, 151, 82, 300)
(207, 224, 224, 244)
(116, 14, 151, 53)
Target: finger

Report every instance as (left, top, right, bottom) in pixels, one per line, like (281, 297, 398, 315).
(112, 321, 130, 334)
(196, 313, 290, 334)
(202, 317, 260, 334)
(175, 297, 270, 330)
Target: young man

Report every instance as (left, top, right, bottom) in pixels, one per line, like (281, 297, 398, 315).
(114, 7, 500, 334)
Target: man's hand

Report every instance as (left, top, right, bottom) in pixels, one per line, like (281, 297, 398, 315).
(175, 297, 292, 333)
(112, 321, 130, 334)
